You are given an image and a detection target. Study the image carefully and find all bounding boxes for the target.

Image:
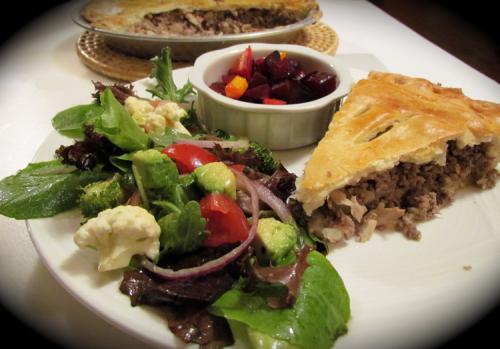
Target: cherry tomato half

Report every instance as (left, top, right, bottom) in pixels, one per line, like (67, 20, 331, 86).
(162, 144, 218, 174)
(200, 193, 250, 247)
(229, 164, 245, 173)
(230, 46, 254, 81)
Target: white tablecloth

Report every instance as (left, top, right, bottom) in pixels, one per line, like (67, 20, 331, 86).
(0, 1, 498, 348)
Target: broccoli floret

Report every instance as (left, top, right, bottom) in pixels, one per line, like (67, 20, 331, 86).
(180, 106, 208, 135)
(249, 141, 279, 175)
(79, 174, 125, 218)
(211, 128, 240, 141)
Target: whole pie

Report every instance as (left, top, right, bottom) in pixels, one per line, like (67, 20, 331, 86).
(81, 0, 318, 36)
(295, 72, 500, 242)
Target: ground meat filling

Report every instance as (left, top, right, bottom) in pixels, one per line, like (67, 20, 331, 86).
(131, 9, 298, 36)
(308, 141, 498, 242)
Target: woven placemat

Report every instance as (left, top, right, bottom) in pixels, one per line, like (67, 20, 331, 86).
(76, 22, 339, 82)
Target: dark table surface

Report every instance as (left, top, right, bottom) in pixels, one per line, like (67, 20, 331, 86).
(368, 0, 499, 83)
(0, 1, 498, 349)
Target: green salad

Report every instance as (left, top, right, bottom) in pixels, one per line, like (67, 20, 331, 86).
(0, 48, 350, 349)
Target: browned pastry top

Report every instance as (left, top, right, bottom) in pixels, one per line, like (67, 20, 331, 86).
(82, 0, 318, 32)
(296, 71, 500, 214)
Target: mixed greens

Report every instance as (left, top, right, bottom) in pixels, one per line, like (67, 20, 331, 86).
(0, 48, 350, 349)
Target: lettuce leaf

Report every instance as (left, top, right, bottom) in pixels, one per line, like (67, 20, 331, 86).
(148, 47, 196, 103)
(149, 127, 194, 147)
(210, 251, 350, 349)
(158, 200, 207, 257)
(93, 89, 150, 151)
(0, 160, 110, 219)
(51, 103, 104, 139)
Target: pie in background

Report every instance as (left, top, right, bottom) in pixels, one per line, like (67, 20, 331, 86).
(81, 0, 319, 36)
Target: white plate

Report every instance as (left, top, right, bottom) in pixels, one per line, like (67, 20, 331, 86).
(27, 68, 500, 349)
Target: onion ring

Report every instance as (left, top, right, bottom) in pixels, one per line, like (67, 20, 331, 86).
(175, 139, 249, 149)
(252, 180, 296, 225)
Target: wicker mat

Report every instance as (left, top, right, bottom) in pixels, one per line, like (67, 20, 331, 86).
(76, 22, 339, 82)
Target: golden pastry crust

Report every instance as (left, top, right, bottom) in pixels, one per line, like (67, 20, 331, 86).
(81, 0, 318, 32)
(296, 71, 500, 214)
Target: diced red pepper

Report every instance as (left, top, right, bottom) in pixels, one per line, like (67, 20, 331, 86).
(230, 46, 254, 80)
(263, 98, 287, 105)
(225, 75, 248, 99)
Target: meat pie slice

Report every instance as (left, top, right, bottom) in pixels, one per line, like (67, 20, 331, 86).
(81, 0, 318, 36)
(295, 72, 500, 242)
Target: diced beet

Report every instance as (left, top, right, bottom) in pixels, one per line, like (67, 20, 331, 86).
(294, 70, 306, 81)
(254, 57, 266, 75)
(248, 71, 268, 88)
(288, 80, 314, 104)
(288, 58, 305, 80)
(270, 81, 290, 101)
(210, 81, 226, 95)
(301, 71, 337, 98)
(267, 58, 290, 82)
(264, 51, 281, 66)
(239, 94, 257, 103)
(243, 84, 271, 100)
(271, 80, 314, 104)
(222, 73, 236, 85)
(263, 51, 284, 80)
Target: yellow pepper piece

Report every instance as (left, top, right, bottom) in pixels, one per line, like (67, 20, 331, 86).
(279, 51, 287, 60)
(225, 75, 248, 99)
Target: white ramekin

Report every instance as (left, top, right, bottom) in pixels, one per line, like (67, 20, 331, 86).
(189, 43, 352, 150)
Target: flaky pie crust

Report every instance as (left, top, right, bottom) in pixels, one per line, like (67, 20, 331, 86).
(296, 72, 500, 214)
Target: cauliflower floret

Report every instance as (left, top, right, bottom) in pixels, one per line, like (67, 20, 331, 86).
(154, 100, 187, 121)
(125, 96, 154, 125)
(74, 205, 161, 272)
(124, 96, 190, 136)
(143, 111, 167, 135)
(125, 96, 166, 135)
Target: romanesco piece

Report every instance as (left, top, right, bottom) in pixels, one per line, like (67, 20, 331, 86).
(78, 174, 125, 218)
(74, 205, 161, 272)
(249, 141, 279, 174)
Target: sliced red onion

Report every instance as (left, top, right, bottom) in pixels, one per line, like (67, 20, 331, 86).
(250, 246, 313, 307)
(139, 169, 259, 280)
(252, 180, 296, 226)
(175, 139, 249, 149)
